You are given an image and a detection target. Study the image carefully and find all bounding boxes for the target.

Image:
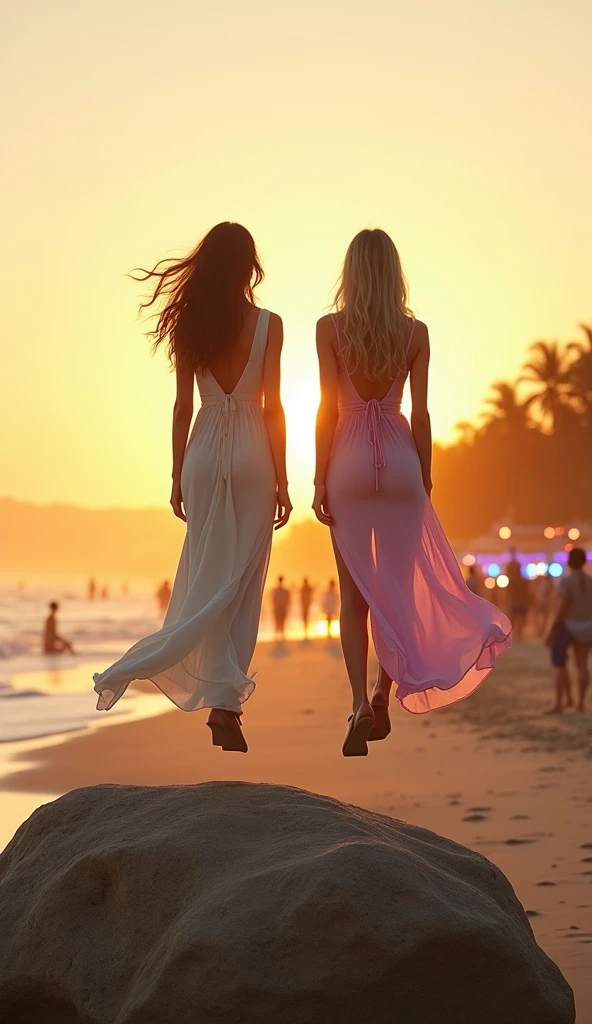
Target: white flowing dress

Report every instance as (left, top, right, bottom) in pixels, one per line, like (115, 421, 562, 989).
(93, 309, 276, 714)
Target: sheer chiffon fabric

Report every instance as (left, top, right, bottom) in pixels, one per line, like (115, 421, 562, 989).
(326, 316, 511, 713)
(93, 310, 276, 715)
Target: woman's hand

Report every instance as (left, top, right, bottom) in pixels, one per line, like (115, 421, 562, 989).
(170, 480, 186, 522)
(274, 484, 293, 530)
(312, 483, 333, 526)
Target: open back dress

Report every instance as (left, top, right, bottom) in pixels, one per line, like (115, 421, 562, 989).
(93, 309, 276, 714)
(326, 314, 512, 712)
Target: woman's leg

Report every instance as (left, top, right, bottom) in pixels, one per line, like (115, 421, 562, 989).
(372, 665, 392, 706)
(549, 621, 573, 712)
(331, 538, 370, 713)
(573, 643, 590, 712)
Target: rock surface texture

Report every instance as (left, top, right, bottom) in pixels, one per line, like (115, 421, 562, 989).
(0, 782, 575, 1024)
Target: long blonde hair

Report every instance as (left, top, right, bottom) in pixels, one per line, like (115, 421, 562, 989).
(334, 229, 413, 380)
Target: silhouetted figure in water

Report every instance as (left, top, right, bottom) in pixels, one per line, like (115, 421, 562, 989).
(272, 576, 291, 640)
(300, 578, 314, 636)
(43, 602, 75, 655)
(88, 578, 97, 600)
(322, 579, 339, 636)
(156, 579, 172, 616)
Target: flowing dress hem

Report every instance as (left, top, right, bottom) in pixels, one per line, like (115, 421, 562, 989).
(395, 627, 513, 714)
(93, 671, 255, 714)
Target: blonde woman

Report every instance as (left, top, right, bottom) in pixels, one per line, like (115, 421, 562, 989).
(314, 229, 511, 756)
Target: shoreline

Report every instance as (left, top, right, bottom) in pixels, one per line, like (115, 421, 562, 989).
(0, 639, 590, 1017)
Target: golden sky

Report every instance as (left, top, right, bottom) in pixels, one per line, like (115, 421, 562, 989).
(1, 0, 591, 517)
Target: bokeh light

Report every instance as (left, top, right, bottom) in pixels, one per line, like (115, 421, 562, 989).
(525, 563, 538, 580)
(536, 561, 549, 575)
(544, 527, 555, 539)
(549, 562, 563, 578)
(568, 528, 580, 540)
(484, 577, 496, 590)
(462, 554, 476, 567)
(496, 574, 509, 588)
(488, 563, 501, 578)
(565, 543, 573, 553)
(498, 526, 512, 540)
(555, 526, 565, 536)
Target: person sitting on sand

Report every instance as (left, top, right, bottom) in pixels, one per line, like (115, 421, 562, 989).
(43, 602, 75, 655)
(546, 548, 592, 714)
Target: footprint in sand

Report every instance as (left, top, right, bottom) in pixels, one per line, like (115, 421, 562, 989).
(581, 871, 592, 876)
(463, 814, 488, 823)
(536, 880, 557, 887)
(511, 814, 530, 821)
(581, 857, 592, 863)
(505, 838, 535, 846)
(539, 765, 566, 773)
(467, 806, 493, 813)
(526, 910, 542, 918)
(446, 793, 462, 799)
(448, 800, 461, 807)
(580, 843, 592, 849)
(301, 709, 315, 715)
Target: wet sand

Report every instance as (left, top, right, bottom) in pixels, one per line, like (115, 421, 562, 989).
(1, 640, 590, 1018)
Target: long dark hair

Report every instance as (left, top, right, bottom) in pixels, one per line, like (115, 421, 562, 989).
(132, 222, 264, 371)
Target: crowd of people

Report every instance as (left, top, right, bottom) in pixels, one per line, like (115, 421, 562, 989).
(270, 577, 340, 640)
(465, 546, 591, 712)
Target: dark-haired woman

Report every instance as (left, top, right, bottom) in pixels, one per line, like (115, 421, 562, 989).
(546, 548, 592, 713)
(94, 223, 291, 751)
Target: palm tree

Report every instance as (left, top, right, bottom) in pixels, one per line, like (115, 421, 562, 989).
(567, 324, 592, 422)
(481, 381, 530, 433)
(518, 341, 573, 431)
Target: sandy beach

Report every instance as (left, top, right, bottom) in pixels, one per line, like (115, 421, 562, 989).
(1, 639, 591, 1019)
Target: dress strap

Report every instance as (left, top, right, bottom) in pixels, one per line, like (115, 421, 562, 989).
(251, 309, 270, 364)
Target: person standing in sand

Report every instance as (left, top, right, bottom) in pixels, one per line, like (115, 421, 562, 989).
(546, 547, 592, 714)
(313, 228, 512, 757)
(322, 579, 339, 635)
(299, 577, 314, 637)
(93, 223, 292, 752)
(271, 576, 291, 640)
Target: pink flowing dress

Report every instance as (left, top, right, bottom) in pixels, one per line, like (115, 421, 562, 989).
(326, 316, 511, 713)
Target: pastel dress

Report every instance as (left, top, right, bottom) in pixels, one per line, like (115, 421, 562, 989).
(94, 310, 276, 715)
(326, 315, 512, 713)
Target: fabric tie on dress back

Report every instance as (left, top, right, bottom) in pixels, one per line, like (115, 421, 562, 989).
(365, 399, 386, 491)
(220, 393, 237, 481)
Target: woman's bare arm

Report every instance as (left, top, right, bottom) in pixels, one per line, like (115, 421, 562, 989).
(263, 313, 292, 530)
(170, 364, 194, 521)
(313, 316, 339, 525)
(409, 322, 433, 497)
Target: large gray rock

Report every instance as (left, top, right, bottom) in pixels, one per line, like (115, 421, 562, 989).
(0, 783, 574, 1024)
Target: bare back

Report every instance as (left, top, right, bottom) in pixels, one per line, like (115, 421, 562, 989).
(206, 304, 262, 396)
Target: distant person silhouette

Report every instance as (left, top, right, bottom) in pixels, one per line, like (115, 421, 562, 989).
(300, 577, 314, 636)
(272, 576, 291, 640)
(156, 579, 172, 616)
(505, 549, 529, 641)
(101, 585, 109, 600)
(465, 565, 480, 597)
(43, 602, 75, 655)
(546, 548, 592, 713)
(322, 580, 339, 635)
(88, 578, 97, 600)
